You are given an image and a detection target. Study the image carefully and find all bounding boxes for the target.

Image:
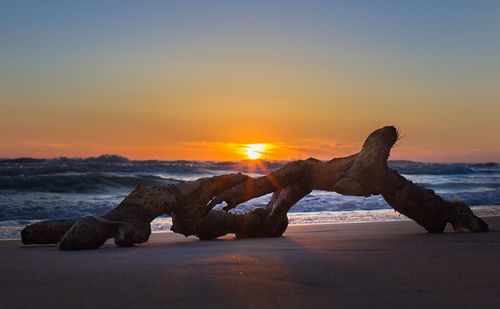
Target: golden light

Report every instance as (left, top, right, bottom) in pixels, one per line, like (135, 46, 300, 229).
(244, 144, 266, 160)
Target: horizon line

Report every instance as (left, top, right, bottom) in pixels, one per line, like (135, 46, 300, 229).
(0, 154, 497, 165)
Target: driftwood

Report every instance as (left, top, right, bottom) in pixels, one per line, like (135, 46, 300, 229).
(21, 126, 489, 250)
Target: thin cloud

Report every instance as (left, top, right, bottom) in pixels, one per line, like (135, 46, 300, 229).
(177, 139, 361, 160)
(18, 140, 69, 148)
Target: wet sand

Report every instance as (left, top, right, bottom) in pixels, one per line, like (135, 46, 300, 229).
(1, 217, 499, 308)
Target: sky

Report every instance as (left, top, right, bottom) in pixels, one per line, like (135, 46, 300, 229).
(1, 0, 499, 162)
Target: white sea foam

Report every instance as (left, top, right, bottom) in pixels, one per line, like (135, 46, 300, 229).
(2, 205, 499, 240)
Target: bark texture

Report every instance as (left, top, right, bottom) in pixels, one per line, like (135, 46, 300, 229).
(21, 126, 489, 250)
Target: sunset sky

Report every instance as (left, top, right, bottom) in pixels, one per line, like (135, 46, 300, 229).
(1, 1, 499, 162)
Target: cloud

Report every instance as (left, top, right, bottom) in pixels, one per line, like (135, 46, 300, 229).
(18, 140, 69, 148)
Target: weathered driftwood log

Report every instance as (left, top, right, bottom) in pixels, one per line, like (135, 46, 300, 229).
(21, 126, 489, 250)
(23, 174, 253, 249)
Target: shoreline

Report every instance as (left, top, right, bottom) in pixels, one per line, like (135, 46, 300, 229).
(2, 204, 499, 240)
(1, 217, 499, 308)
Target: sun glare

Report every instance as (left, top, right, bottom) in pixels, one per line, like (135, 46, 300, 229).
(244, 144, 266, 160)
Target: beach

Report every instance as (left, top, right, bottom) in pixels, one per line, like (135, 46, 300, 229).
(1, 217, 499, 308)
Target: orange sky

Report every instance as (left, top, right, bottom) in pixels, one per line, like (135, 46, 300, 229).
(1, 2, 499, 162)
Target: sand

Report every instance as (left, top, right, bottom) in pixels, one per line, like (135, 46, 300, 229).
(1, 217, 499, 308)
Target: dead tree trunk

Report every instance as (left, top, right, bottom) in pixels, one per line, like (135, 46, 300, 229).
(21, 126, 489, 250)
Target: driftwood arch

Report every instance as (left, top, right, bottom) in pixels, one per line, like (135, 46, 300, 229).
(21, 126, 488, 250)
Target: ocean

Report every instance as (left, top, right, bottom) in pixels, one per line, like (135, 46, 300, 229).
(1, 154, 499, 239)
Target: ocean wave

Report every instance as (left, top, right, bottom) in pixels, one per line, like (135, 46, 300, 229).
(389, 161, 499, 175)
(1, 156, 497, 179)
(416, 182, 499, 191)
(0, 192, 124, 221)
(0, 173, 178, 193)
(390, 161, 472, 175)
(0, 156, 284, 179)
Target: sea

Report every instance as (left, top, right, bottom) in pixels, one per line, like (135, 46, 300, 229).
(1, 154, 499, 239)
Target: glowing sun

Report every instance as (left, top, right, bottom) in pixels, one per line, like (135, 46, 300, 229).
(244, 144, 266, 160)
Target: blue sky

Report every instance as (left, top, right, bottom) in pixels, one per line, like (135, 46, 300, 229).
(1, 1, 499, 161)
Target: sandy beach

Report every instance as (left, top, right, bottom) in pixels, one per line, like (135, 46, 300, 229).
(0, 217, 498, 308)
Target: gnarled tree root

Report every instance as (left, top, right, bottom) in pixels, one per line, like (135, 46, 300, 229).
(21, 126, 489, 250)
